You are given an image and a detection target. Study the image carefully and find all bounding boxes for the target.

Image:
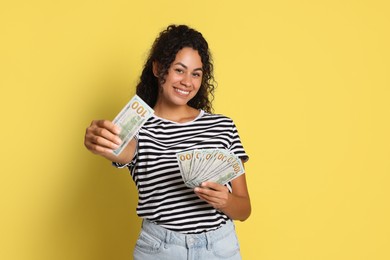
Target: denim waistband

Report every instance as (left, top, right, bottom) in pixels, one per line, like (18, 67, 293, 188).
(141, 220, 235, 249)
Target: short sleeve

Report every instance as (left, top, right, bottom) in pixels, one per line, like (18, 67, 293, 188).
(112, 161, 132, 168)
(228, 119, 249, 163)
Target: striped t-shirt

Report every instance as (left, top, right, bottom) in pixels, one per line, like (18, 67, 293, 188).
(114, 110, 248, 234)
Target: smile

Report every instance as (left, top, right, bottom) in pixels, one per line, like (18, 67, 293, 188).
(174, 87, 190, 95)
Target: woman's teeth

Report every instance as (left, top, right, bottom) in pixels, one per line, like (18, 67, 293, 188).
(175, 88, 189, 95)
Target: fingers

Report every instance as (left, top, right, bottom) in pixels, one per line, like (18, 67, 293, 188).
(94, 120, 121, 135)
(194, 185, 227, 200)
(199, 181, 224, 191)
(84, 120, 122, 155)
(194, 182, 229, 209)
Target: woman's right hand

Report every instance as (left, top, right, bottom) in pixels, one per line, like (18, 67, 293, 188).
(84, 120, 122, 157)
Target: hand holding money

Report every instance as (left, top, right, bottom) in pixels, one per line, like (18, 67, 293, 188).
(84, 120, 122, 155)
(194, 181, 230, 210)
(84, 95, 153, 163)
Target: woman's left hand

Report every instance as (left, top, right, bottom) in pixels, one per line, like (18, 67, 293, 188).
(194, 182, 230, 210)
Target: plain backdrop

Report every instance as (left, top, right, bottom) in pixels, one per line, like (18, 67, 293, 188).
(1, 1, 389, 259)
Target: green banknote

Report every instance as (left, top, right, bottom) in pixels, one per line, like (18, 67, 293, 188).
(112, 95, 154, 155)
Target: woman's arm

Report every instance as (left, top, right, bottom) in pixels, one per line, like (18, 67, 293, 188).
(194, 166, 251, 221)
(84, 119, 137, 165)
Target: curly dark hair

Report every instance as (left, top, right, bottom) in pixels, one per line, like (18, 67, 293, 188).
(136, 24, 216, 113)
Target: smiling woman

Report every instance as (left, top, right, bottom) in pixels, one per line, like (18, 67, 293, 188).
(137, 25, 216, 115)
(152, 47, 204, 119)
(84, 24, 251, 260)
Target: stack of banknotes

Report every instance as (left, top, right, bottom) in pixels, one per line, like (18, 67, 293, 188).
(112, 95, 154, 155)
(176, 149, 245, 188)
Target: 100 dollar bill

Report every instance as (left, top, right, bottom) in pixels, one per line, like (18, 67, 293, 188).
(112, 95, 154, 155)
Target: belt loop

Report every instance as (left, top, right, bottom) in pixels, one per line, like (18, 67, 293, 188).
(164, 230, 170, 249)
(206, 232, 212, 251)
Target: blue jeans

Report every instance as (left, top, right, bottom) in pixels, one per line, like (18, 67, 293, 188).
(133, 219, 242, 260)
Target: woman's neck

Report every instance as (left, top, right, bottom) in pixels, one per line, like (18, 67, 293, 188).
(153, 103, 200, 123)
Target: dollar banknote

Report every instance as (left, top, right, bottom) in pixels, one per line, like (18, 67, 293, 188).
(112, 95, 154, 155)
(176, 149, 245, 188)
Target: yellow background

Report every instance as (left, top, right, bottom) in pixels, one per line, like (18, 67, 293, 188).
(1, 0, 389, 259)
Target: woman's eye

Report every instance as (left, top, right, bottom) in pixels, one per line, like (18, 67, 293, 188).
(193, 73, 201, 78)
(175, 69, 183, 73)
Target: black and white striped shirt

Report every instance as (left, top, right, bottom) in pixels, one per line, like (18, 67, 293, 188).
(114, 110, 248, 234)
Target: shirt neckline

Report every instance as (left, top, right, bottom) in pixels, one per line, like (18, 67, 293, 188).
(152, 110, 205, 125)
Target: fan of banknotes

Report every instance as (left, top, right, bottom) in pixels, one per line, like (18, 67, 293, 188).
(176, 149, 245, 188)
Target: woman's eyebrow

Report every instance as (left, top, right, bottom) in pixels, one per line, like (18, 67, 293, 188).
(174, 62, 203, 71)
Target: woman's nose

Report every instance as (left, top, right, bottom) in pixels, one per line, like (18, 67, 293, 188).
(181, 73, 192, 87)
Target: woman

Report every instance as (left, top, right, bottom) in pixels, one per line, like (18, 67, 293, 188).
(84, 24, 251, 259)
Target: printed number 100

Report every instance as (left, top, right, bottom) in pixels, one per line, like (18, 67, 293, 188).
(132, 101, 147, 117)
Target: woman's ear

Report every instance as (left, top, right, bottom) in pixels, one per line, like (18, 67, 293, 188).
(152, 61, 159, 77)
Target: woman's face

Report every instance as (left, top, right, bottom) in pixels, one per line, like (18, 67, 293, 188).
(156, 47, 203, 107)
